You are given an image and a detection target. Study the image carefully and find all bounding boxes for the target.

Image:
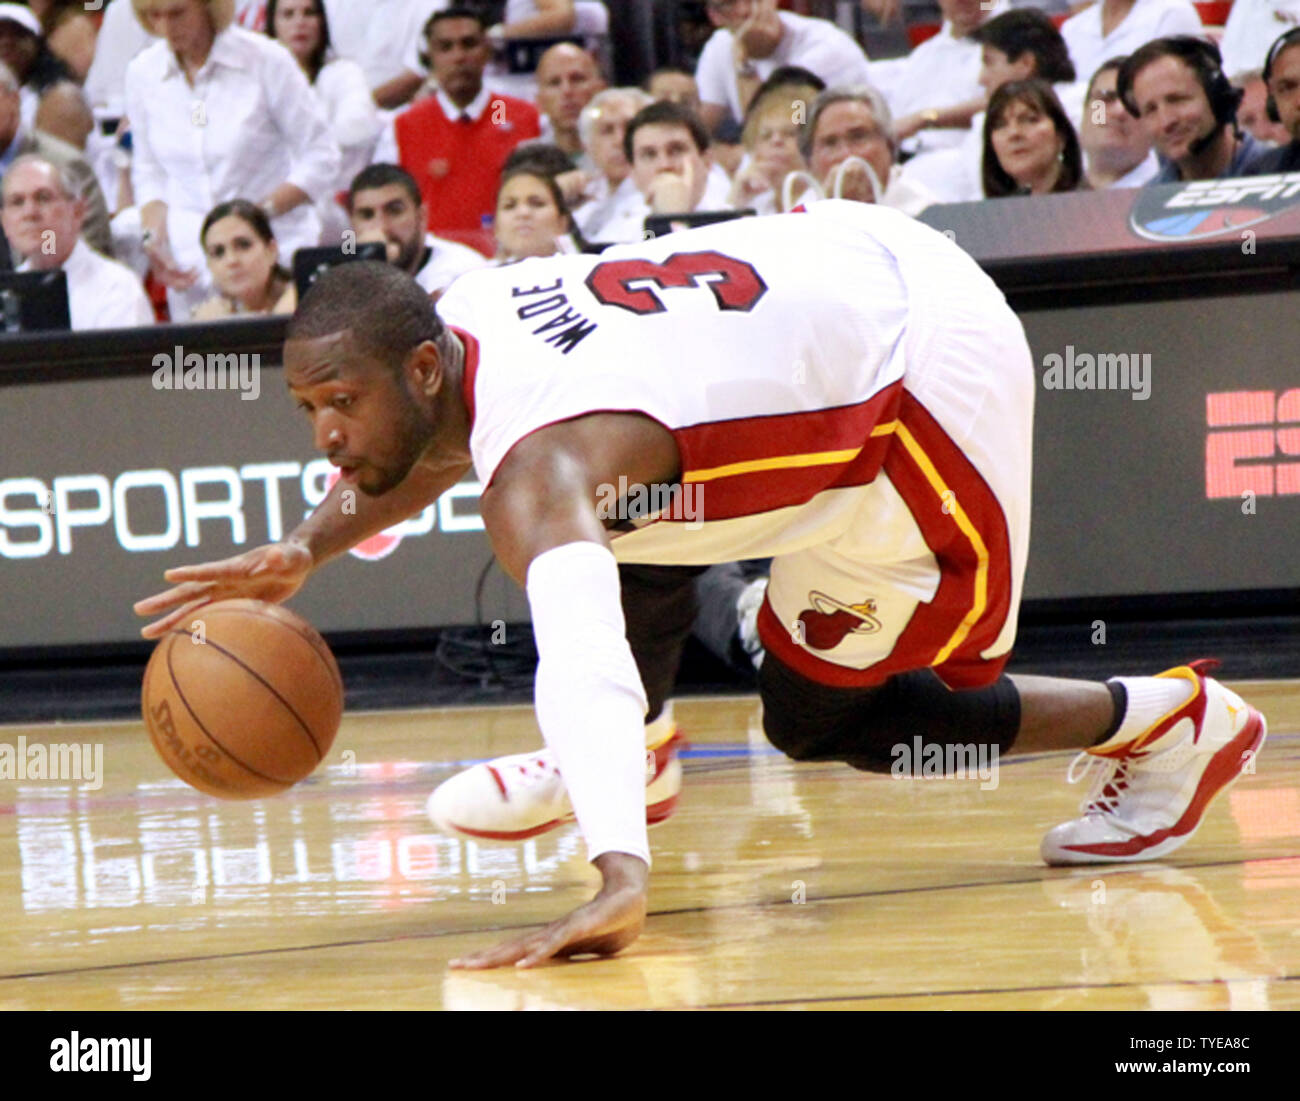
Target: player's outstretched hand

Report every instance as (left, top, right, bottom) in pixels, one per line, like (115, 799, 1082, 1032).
(449, 853, 648, 970)
(134, 541, 315, 639)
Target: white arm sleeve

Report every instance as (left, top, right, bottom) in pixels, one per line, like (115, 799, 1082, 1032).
(526, 541, 651, 866)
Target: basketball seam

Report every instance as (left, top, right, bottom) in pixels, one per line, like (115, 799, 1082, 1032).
(166, 627, 325, 767)
(206, 605, 344, 696)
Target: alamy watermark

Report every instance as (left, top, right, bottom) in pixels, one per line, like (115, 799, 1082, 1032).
(890, 736, 999, 791)
(152, 345, 261, 401)
(0, 736, 103, 790)
(1042, 345, 1151, 401)
(594, 475, 703, 530)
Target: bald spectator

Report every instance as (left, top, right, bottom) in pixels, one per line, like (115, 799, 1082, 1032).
(1120, 37, 1275, 184)
(594, 100, 732, 243)
(0, 60, 111, 268)
(647, 67, 702, 115)
(536, 43, 604, 161)
(572, 86, 653, 239)
(1080, 57, 1158, 188)
(1234, 69, 1292, 145)
(695, 0, 872, 134)
(1060, 0, 1202, 92)
(373, 9, 540, 236)
(1, 154, 153, 329)
(803, 86, 936, 216)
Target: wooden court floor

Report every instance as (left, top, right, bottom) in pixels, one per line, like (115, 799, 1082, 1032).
(2, 683, 1299, 1011)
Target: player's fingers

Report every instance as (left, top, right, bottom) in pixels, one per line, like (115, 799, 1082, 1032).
(163, 558, 252, 582)
(138, 597, 213, 640)
(132, 580, 216, 616)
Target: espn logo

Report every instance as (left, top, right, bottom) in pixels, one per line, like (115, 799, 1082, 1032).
(1206, 390, 1300, 498)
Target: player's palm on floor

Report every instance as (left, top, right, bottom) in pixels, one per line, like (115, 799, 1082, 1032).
(134, 542, 314, 639)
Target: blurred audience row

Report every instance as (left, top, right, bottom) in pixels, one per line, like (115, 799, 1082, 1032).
(1, 0, 1298, 333)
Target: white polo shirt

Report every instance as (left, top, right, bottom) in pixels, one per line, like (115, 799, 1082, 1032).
(1220, 0, 1300, 79)
(695, 11, 873, 125)
(1060, 0, 1203, 89)
(21, 239, 155, 331)
(415, 232, 490, 294)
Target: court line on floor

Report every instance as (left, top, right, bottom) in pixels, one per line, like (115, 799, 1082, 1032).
(693, 971, 1300, 1010)
(3, 852, 1294, 985)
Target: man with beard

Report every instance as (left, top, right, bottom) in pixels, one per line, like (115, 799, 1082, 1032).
(347, 164, 486, 295)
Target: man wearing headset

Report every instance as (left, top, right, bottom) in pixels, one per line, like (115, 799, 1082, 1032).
(1251, 29, 1300, 173)
(1118, 36, 1278, 183)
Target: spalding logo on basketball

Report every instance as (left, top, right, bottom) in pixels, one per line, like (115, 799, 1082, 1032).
(325, 470, 403, 561)
(797, 591, 882, 651)
(1130, 173, 1300, 242)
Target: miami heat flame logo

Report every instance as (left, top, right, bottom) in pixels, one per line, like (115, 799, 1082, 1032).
(797, 592, 882, 651)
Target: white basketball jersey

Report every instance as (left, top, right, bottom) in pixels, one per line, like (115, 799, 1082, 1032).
(435, 200, 1021, 568)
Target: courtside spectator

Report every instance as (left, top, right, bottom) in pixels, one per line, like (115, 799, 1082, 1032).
(1219, 0, 1300, 83)
(879, 0, 1006, 156)
(347, 163, 487, 293)
(267, 0, 380, 244)
(373, 9, 540, 236)
(125, 0, 340, 320)
(802, 85, 937, 215)
(1233, 69, 1292, 145)
(595, 100, 731, 243)
(983, 78, 1085, 196)
(695, 0, 871, 134)
(1119, 37, 1275, 184)
(901, 9, 1080, 205)
(192, 198, 296, 318)
(536, 43, 604, 161)
(1250, 28, 1300, 173)
(729, 73, 821, 213)
(492, 166, 583, 263)
(1080, 56, 1158, 187)
(1, 153, 153, 329)
(572, 86, 652, 239)
(0, 60, 112, 265)
(1060, 0, 1202, 92)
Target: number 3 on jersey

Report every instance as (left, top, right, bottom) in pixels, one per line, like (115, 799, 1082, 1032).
(584, 250, 768, 316)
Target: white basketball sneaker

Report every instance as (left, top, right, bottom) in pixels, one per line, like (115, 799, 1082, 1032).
(1041, 662, 1267, 866)
(427, 722, 684, 842)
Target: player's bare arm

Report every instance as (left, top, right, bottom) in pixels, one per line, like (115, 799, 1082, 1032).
(449, 412, 680, 969)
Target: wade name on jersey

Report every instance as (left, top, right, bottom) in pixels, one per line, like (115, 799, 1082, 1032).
(510, 278, 599, 354)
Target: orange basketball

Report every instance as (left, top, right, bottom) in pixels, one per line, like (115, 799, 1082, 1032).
(141, 599, 343, 799)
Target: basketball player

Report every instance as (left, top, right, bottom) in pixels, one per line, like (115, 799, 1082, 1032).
(136, 200, 1267, 970)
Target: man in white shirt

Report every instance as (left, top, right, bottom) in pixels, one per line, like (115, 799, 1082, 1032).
(323, 0, 442, 107)
(536, 43, 605, 162)
(1080, 57, 1159, 187)
(695, 0, 872, 133)
(1220, 0, 1300, 81)
(803, 86, 938, 216)
(346, 163, 486, 295)
(1, 154, 153, 330)
(881, 0, 1010, 156)
(1060, 0, 1202, 91)
(593, 101, 733, 244)
(572, 86, 653, 240)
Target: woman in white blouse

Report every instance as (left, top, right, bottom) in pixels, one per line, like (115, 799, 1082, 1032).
(266, 0, 379, 244)
(124, 0, 339, 319)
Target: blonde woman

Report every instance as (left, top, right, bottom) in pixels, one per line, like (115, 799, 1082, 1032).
(124, 0, 339, 319)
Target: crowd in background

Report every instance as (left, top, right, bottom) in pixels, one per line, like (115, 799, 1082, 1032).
(0, 0, 1297, 331)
